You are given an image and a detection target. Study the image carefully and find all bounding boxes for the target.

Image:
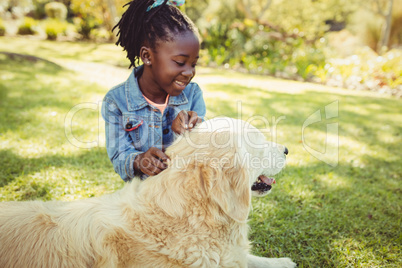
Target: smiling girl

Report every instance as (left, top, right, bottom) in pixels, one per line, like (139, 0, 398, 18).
(101, 0, 206, 181)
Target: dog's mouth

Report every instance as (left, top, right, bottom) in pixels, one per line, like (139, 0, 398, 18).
(251, 175, 276, 193)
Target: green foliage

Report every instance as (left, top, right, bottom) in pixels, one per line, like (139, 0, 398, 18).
(43, 19, 68, 40)
(17, 17, 37, 35)
(31, 0, 52, 19)
(192, 0, 342, 79)
(74, 16, 100, 40)
(200, 19, 327, 79)
(44, 2, 68, 20)
(70, 0, 126, 35)
(191, 0, 401, 95)
(91, 27, 113, 42)
(30, 0, 72, 20)
(0, 19, 5, 36)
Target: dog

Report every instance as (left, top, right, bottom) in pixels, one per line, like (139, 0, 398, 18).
(0, 117, 296, 268)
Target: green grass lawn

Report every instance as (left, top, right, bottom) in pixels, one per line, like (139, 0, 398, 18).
(1, 36, 401, 267)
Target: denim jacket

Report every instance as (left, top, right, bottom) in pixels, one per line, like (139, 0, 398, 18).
(101, 66, 206, 181)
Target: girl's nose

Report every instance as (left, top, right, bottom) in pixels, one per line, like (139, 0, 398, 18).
(182, 67, 195, 77)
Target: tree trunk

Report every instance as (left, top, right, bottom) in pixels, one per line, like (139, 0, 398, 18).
(378, 0, 393, 51)
(105, 0, 118, 40)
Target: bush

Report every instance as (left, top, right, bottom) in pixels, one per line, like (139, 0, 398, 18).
(43, 19, 67, 40)
(324, 47, 402, 96)
(91, 27, 113, 42)
(0, 19, 5, 36)
(74, 16, 100, 40)
(17, 17, 37, 35)
(200, 20, 327, 79)
(30, 0, 49, 19)
(44, 2, 67, 21)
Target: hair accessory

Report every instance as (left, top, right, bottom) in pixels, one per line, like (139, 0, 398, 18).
(146, 0, 185, 12)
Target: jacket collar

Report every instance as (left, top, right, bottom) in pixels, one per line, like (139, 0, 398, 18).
(126, 66, 189, 111)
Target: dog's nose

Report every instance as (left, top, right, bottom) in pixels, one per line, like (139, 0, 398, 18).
(284, 147, 288, 155)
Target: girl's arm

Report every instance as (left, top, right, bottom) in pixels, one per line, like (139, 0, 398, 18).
(190, 83, 206, 120)
(101, 98, 143, 181)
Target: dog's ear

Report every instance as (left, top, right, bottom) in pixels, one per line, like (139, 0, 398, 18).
(206, 160, 251, 223)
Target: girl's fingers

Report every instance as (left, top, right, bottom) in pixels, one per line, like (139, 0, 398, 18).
(187, 111, 199, 129)
(179, 110, 189, 129)
(152, 148, 170, 163)
(140, 148, 169, 175)
(140, 158, 163, 176)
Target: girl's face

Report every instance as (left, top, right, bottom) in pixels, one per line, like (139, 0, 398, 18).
(147, 30, 200, 97)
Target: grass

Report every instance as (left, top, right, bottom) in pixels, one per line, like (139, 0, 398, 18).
(0, 36, 401, 267)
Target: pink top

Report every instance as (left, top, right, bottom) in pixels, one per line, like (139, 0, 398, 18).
(142, 94, 169, 115)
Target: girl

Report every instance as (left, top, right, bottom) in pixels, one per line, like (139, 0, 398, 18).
(101, 0, 205, 181)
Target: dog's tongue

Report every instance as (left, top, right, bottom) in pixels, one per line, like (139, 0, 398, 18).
(259, 175, 276, 185)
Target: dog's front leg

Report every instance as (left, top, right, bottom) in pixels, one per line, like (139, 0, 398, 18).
(247, 254, 296, 268)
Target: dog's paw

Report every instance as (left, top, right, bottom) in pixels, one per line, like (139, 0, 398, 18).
(247, 255, 296, 268)
(261, 257, 296, 268)
(275, 257, 296, 268)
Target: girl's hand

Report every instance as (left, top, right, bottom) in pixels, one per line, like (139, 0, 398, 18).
(171, 110, 202, 135)
(134, 147, 170, 176)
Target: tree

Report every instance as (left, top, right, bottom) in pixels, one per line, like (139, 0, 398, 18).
(372, 0, 394, 50)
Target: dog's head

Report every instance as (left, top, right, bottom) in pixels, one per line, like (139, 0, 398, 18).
(163, 117, 287, 222)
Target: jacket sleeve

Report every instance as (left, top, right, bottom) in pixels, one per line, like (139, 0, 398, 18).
(101, 97, 142, 181)
(190, 83, 206, 120)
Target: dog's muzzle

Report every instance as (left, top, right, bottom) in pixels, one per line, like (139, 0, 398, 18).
(251, 175, 276, 193)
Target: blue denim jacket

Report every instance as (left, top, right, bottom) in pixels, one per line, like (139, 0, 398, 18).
(101, 66, 206, 181)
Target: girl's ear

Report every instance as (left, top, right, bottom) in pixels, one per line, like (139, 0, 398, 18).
(140, 46, 152, 65)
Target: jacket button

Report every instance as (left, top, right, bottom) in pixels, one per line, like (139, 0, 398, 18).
(163, 129, 169, 135)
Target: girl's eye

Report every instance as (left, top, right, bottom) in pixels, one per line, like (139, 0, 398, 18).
(175, 61, 185, 66)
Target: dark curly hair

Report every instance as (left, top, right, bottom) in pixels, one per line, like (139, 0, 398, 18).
(113, 0, 198, 69)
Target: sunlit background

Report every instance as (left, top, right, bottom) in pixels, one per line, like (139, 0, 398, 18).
(0, 0, 401, 96)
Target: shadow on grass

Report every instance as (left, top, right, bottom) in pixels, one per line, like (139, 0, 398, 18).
(0, 38, 127, 67)
(206, 84, 401, 154)
(0, 52, 119, 200)
(0, 53, 74, 133)
(1, 39, 103, 62)
(0, 52, 63, 69)
(0, 147, 115, 199)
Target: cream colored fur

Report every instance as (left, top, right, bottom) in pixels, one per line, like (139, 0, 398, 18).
(0, 118, 296, 268)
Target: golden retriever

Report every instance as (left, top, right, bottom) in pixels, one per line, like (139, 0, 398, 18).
(0, 117, 296, 268)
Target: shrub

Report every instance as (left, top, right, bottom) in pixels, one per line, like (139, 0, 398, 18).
(200, 20, 327, 79)
(74, 16, 100, 40)
(324, 47, 402, 96)
(0, 19, 5, 36)
(30, 0, 49, 19)
(43, 19, 67, 40)
(91, 27, 113, 42)
(44, 2, 67, 21)
(17, 17, 37, 35)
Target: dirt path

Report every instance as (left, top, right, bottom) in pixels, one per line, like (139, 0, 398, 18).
(52, 59, 132, 89)
(52, 58, 379, 98)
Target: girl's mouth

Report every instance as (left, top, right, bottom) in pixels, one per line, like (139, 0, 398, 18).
(174, 80, 187, 88)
